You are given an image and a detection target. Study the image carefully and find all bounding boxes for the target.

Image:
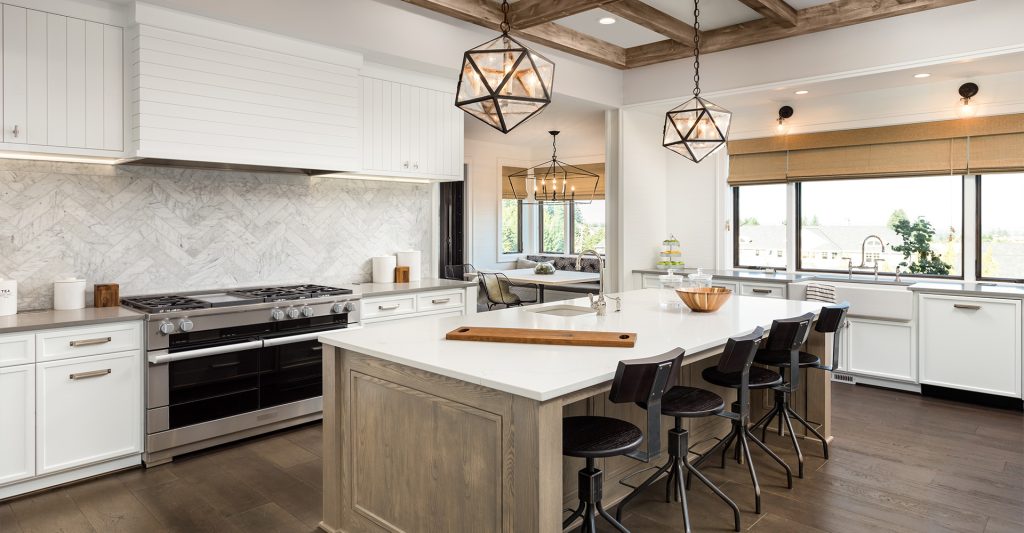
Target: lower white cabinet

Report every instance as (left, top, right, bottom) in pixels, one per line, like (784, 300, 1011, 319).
(846, 317, 916, 383)
(36, 350, 142, 474)
(918, 294, 1022, 398)
(0, 364, 35, 485)
(363, 288, 476, 325)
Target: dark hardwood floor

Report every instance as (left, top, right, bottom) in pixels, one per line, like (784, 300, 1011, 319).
(2, 383, 1022, 532)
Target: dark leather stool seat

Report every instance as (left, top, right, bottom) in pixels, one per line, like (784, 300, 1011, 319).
(563, 416, 643, 458)
(701, 365, 783, 389)
(658, 386, 726, 418)
(754, 349, 820, 367)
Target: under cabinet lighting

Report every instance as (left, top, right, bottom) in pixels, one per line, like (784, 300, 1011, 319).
(0, 151, 126, 164)
(914, 73, 931, 79)
(314, 173, 431, 184)
(794, 90, 809, 95)
(599, 17, 616, 24)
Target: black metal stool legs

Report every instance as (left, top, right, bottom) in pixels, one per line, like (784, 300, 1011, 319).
(564, 458, 630, 533)
(616, 419, 740, 533)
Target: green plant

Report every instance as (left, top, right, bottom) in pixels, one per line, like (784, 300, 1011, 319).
(889, 216, 951, 275)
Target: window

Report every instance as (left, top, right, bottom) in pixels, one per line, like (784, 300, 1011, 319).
(733, 184, 788, 269)
(500, 199, 523, 254)
(797, 176, 963, 277)
(540, 202, 567, 253)
(978, 173, 1024, 281)
(573, 200, 606, 254)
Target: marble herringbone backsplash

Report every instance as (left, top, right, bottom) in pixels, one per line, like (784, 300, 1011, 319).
(0, 160, 432, 310)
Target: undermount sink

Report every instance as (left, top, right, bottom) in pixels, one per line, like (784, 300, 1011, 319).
(525, 304, 597, 317)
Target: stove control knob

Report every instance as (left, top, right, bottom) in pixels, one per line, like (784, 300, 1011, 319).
(332, 302, 356, 314)
(343, 301, 357, 313)
(158, 320, 175, 335)
(286, 307, 301, 319)
(301, 306, 314, 318)
(270, 308, 285, 321)
(178, 318, 194, 332)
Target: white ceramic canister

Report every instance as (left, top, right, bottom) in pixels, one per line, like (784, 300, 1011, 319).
(371, 256, 397, 283)
(396, 251, 422, 282)
(0, 278, 17, 316)
(53, 278, 87, 310)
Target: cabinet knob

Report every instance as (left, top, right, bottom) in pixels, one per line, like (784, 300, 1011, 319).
(12, 125, 19, 138)
(413, 162, 419, 170)
(402, 161, 409, 169)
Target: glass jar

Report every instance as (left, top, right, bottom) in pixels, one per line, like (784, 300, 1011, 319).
(658, 269, 685, 309)
(688, 268, 714, 289)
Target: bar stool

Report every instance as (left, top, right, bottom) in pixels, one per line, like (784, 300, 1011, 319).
(562, 349, 684, 533)
(752, 304, 849, 474)
(614, 362, 745, 532)
(691, 327, 793, 515)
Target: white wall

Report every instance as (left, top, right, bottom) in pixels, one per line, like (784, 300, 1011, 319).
(618, 110, 667, 288)
(464, 139, 533, 271)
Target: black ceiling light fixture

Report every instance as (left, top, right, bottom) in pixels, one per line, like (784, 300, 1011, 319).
(506, 131, 600, 204)
(662, 0, 732, 162)
(958, 82, 979, 117)
(776, 105, 794, 135)
(455, 0, 555, 134)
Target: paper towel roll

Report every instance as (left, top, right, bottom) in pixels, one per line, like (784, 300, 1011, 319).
(0, 279, 16, 316)
(396, 251, 422, 282)
(54, 278, 87, 310)
(372, 256, 397, 283)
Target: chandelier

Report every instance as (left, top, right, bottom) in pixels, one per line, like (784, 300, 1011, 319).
(662, 0, 732, 162)
(506, 131, 600, 204)
(455, 0, 555, 134)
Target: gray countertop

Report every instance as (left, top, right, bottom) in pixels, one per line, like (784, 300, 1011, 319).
(632, 268, 817, 283)
(348, 278, 476, 298)
(0, 306, 144, 334)
(908, 282, 1024, 299)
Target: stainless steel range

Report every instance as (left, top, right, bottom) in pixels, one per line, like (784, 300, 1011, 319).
(122, 284, 360, 466)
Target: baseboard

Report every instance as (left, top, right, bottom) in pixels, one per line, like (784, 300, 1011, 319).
(921, 384, 1024, 411)
(0, 455, 141, 501)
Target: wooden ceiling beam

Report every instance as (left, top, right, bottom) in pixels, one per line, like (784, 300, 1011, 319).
(626, 0, 973, 68)
(510, 0, 618, 29)
(736, 0, 798, 28)
(603, 0, 696, 44)
(400, 0, 627, 68)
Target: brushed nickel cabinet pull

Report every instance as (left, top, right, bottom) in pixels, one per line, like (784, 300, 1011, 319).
(752, 289, 772, 294)
(953, 304, 982, 310)
(69, 368, 111, 380)
(378, 304, 401, 311)
(431, 298, 451, 304)
(69, 336, 112, 347)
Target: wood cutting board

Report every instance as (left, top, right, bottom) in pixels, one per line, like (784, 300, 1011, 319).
(445, 326, 637, 348)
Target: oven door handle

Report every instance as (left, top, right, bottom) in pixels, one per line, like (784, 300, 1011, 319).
(148, 340, 264, 365)
(263, 326, 360, 348)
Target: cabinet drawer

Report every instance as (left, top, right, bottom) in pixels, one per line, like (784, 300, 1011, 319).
(711, 281, 738, 292)
(919, 295, 1021, 397)
(362, 295, 416, 319)
(36, 322, 141, 362)
(0, 332, 35, 367)
(740, 283, 785, 299)
(416, 290, 464, 312)
(37, 350, 142, 474)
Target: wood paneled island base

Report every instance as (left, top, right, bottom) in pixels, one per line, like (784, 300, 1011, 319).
(317, 292, 830, 532)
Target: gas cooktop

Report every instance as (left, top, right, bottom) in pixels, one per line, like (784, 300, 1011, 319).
(121, 284, 354, 313)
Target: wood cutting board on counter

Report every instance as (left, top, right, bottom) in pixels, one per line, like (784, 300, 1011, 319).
(445, 326, 637, 348)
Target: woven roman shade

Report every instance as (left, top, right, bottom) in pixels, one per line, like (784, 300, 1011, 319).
(501, 166, 527, 200)
(501, 163, 606, 200)
(727, 113, 1024, 185)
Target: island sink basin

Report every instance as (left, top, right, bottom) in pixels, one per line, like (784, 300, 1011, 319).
(525, 304, 597, 317)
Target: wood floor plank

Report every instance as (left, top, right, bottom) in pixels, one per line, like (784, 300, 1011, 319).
(8, 489, 96, 533)
(217, 450, 322, 528)
(248, 432, 318, 470)
(161, 453, 270, 517)
(65, 474, 166, 533)
(226, 502, 311, 533)
(985, 516, 1024, 533)
(0, 502, 24, 533)
(132, 479, 243, 533)
(282, 423, 323, 458)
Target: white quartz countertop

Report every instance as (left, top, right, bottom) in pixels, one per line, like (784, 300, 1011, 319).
(0, 306, 144, 334)
(320, 290, 821, 401)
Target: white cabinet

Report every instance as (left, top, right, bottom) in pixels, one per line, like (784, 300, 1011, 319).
(363, 288, 476, 325)
(739, 282, 785, 299)
(361, 76, 464, 180)
(0, 332, 35, 367)
(36, 350, 142, 474)
(846, 317, 916, 383)
(1, 4, 123, 153)
(0, 363, 34, 485)
(919, 294, 1021, 398)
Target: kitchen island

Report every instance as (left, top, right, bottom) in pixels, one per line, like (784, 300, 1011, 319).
(317, 290, 828, 533)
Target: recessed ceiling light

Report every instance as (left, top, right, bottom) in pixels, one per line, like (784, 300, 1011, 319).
(914, 73, 931, 79)
(599, 17, 616, 24)
(794, 90, 809, 95)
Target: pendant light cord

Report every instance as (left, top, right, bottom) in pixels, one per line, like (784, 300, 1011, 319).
(500, 0, 511, 34)
(692, 0, 701, 97)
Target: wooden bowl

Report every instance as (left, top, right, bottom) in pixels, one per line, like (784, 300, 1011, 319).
(675, 287, 732, 313)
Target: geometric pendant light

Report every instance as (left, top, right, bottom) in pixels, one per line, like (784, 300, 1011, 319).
(662, 0, 731, 162)
(455, 0, 555, 134)
(505, 131, 600, 204)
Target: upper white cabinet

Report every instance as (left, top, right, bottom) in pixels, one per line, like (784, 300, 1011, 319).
(131, 3, 362, 172)
(0, 4, 123, 154)
(361, 72, 464, 181)
(919, 294, 1021, 398)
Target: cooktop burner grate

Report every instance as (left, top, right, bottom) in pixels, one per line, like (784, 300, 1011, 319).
(121, 295, 212, 313)
(229, 285, 353, 301)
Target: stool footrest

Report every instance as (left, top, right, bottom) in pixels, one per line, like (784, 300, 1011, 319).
(617, 465, 668, 491)
(687, 435, 725, 461)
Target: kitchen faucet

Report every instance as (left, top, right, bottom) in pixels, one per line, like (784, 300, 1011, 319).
(576, 250, 619, 315)
(857, 235, 886, 268)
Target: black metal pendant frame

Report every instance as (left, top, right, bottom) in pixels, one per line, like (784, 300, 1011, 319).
(455, 33, 554, 134)
(663, 96, 731, 163)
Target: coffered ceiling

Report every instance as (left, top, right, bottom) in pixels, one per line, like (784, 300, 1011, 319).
(401, 0, 974, 69)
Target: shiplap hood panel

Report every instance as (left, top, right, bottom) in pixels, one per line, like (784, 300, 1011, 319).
(129, 3, 362, 173)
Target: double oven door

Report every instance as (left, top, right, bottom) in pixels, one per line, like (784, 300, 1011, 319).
(162, 316, 348, 430)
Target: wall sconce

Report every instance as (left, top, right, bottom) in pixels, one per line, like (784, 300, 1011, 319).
(958, 82, 978, 117)
(776, 106, 794, 134)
